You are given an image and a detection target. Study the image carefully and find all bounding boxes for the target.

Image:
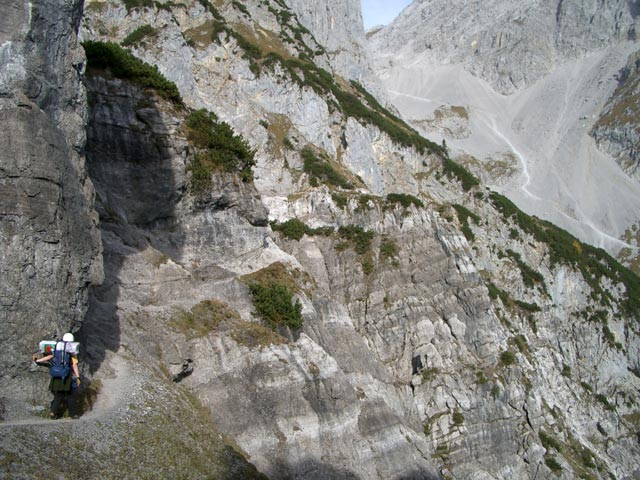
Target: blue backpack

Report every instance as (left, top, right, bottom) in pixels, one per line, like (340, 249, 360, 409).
(50, 342, 71, 379)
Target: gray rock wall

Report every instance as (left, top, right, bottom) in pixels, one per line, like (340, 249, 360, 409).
(0, 0, 102, 419)
(370, 0, 639, 94)
(592, 49, 640, 182)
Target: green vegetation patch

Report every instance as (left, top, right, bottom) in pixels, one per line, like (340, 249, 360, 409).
(248, 282, 303, 331)
(545, 455, 562, 474)
(185, 109, 255, 192)
(386, 193, 424, 210)
(122, 24, 157, 46)
(499, 350, 517, 367)
(122, 0, 154, 12)
(489, 191, 640, 318)
(337, 225, 375, 255)
(271, 218, 334, 241)
(452, 204, 480, 241)
(83, 41, 182, 104)
(443, 158, 480, 191)
(301, 147, 354, 189)
(171, 299, 239, 339)
(380, 238, 400, 260)
(505, 249, 547, 293)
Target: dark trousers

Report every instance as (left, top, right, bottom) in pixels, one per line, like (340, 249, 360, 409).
(51, 389, 76, 417)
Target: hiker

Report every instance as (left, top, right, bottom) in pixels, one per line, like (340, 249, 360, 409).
(32, 333, 81, 419)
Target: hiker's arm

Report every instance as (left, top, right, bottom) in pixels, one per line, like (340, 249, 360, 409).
(72, 357, 80, 379)
(32, 354, 53, 363)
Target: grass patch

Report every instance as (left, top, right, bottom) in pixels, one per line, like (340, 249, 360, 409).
(170, 300, 240, 339)
(122, 0, 154, 11)
(83, 40, 182, 104)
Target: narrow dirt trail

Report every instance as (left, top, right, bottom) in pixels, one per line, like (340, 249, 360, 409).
(0, 354, 133, 427)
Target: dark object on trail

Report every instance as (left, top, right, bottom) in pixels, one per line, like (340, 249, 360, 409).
(172, 359, 194, 383)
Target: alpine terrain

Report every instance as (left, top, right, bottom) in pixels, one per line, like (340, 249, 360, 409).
(0, 0, 639, 479)
(369, 0, 640, 262)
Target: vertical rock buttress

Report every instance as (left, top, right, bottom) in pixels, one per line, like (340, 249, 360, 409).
(0, 0, 103, 419)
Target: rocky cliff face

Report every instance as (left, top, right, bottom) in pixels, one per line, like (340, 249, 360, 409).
(0, 0, 102, 419)
(368, 0, 640, 265)
(592, 50, 640, 182)
(369, 0, 639, 95)
(2, 1, 640, 479)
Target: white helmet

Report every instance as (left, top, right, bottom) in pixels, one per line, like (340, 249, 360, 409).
(62, 333, 74, 342)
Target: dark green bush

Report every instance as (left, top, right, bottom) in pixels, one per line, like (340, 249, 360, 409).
(83, 41, 182, 104)
(186, 109, 255, 187)
(249, 282, 302, 331)
(301, 147, 353, 189)
(544, 455, 562, 473)
(338, 225, 374, 255)
(499, 350, 516, 367)
(122, 0, 154, 12)
(443, 159, 480, 191)
(453, 204, 480, 241)
(506, 249, 546, 290)
(539, 431, 563, 452)
(452, 411, 465, 426)
(271, 219, 335, 240)
(122, 24, 156, 46)
(386, 193, 424, 210)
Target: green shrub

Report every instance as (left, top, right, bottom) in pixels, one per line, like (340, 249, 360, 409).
(83, 41, 182, 104)
(338, 225, 374, 255)
(271, 219, 334, 240)
(545, 455, 562, 473)
(380, 239, 399, 260)
(539, 431, 563, 452)
(506, 249, 546, 290)
(186, 109, 255, 187)
(443, 158, 480, 191)
(452, 410, 464, 426)
(122, 0, 154, 12)
(453, 204, 480, 241)
(249, 282, 303, 331)
(231, 0, 249, 15)
(332, 193, 348, 209)
(301, 147, 353, 189)
(261, 53, 443, 155)
(271, 219, 307, 240)
(386, 193, 424, 210)
(596, 394, 615, 412)
(122, 24, 156, 46)
(499, 350, 516, 367)
(561, 364, 572, 378)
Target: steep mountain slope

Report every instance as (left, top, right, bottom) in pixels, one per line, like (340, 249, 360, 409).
(369, 0, 640, 263)
(2, 0, 640, 479)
